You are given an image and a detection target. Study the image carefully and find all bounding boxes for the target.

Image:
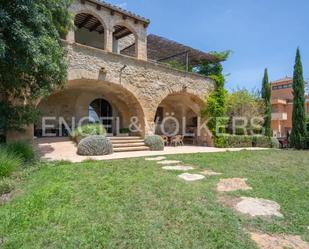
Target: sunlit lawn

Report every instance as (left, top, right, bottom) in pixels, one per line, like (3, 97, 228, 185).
(0, 150, 308, 248)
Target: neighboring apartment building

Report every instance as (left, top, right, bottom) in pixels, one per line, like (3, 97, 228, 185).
(271, 77, 309, 137)
(7, 0, 216, 147)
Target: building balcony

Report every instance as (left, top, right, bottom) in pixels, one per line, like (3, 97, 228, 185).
(272, 112, 288, 121)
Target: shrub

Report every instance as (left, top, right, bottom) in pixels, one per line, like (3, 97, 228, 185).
(0, 149, 21, 178)
(215, 135, 272, 148)
(0, 178, 15, 196)
(77, 135, 113, 156)
(144, 135, 164, 151)
(119, 128, 130, 134)
(270, 137, 280, 149)
(253, 136, 271, 148)
(215, 136, 228, 148)
(6, 141, 35, 162)
(72, 124, 106, 142)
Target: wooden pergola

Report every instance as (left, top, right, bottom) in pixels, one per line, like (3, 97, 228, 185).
(121, 34, 218, 68)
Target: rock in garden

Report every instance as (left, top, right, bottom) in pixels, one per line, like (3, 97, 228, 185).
(162, 165, 194, 171)
(200, 170, 222, 176)
(235, 197, 283, 217)
(250, 232, 309, 249)
(217, 178, 252, 192)
(145, 156, 166, 161)
(77, 135, 113, 156)
(178, 173, 205, 182)
(157, 160, 181, 165)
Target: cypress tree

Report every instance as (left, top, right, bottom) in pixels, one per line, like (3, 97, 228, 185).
(290, 48, 307, 149)
(261, 68, 272, 137)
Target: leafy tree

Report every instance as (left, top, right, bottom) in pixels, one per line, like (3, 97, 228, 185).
(290, 48, 307, 149)
(226, 88, 264, 134)
(261, 68, 272, 137)
(0, 0, 73, 136)
(199, 51, 230, 137)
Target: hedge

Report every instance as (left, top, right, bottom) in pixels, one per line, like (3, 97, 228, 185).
(215, 135, 278, 148)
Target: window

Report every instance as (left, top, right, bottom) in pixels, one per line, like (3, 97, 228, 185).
(154, 107, 164, 124)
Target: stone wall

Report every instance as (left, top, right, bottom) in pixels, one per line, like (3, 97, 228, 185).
(65, 41, 215, 135)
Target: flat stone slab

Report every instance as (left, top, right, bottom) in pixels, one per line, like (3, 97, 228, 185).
(178, 173, 205, 182)
(145, 156, 166, 161)
(200, 169, 222, 176)
(235, 197, 283, 217)
(251, 232, 309, 249)
(162, 165, 194, 171)
(157, 160, 182, 165)
(217, 178, 252, 192)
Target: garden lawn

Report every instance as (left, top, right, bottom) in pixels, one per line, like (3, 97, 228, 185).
(0, 150, 308, 248)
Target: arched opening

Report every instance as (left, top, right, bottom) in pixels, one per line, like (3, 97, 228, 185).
(154, 92, 204, 145)
(112, 25, 136, 57)
(89, 98, 113, 134)
(35, 80, 145, 138)
(74, 13, 105, 50)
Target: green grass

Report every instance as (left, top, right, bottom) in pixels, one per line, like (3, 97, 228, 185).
(0, 150, 308, 248)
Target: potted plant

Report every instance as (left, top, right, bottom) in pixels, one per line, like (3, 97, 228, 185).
(119, 128, 130, 137)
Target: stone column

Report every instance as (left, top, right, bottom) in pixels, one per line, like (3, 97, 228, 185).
(136, 35, 147, 61)
(105, 29, 114, 52)
(66, 30, 75, 44)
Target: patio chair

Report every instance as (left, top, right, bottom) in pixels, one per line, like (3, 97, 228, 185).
(161, 135, 169, 146)
(170, 135, 184, 147)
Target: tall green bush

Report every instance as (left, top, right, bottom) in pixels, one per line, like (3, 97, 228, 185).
(261, 68, 272, 137)
(290, 48, 307, 149)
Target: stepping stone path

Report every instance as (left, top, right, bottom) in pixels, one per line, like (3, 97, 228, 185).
(235, 197, 283, 217)
(162, 165, 194, 171)
(178, 173, 205, 182)
(145, 156, 166, 161)
(200, 169, 222, 176)
(0, 193, 12, 205)
(217, 178, 252, 192)
(157, 160, 182, 165)
(250, 232, 309, 249)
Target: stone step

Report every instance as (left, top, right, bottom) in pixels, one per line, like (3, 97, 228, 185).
(110, 139, 145, 144)
(113, 146, 150, 152)
(108, 136, 142, 140)
(113, 142, 146, 148)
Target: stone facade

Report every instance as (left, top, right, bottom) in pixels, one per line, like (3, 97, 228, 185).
(10, 0, 215, 145)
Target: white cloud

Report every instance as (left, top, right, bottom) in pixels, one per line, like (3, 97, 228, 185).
(115, 2, 127, 8)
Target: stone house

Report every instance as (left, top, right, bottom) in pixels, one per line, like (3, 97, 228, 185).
(8, 0, 216, 147)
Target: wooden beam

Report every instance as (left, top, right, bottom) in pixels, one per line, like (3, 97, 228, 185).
(81, 0, 86, 4)
(114, 30, 132, 40)
(110, 10, 115, 16)
(96, 4, 101, 10)
(78, 15, 92, 29)
(89, 21, 101, 32)
(122, 15, 127, 20)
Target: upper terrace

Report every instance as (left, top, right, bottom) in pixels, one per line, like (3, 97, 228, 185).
(66, 0, 216, 72)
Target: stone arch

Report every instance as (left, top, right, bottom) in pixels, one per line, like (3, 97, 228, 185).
(35, 79, 147, 137)
(151, 91, 211, 145)
(73, 11, 108, 50)
(73, 9, 108, 31)
(111, 21, 139, 57)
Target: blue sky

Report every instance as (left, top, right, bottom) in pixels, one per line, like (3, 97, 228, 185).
(108, 0, 309, 91)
